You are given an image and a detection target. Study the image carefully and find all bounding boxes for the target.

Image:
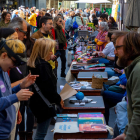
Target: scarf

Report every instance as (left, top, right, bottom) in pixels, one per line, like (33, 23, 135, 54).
(55, 25, 66, 46)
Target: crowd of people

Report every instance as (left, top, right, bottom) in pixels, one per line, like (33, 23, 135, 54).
(0, 5, 140, 140)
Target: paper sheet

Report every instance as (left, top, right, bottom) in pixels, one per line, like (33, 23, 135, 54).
(54, 122, 79, 133)
(60, 83, 77, 100)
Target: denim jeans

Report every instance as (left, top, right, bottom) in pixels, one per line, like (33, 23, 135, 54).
(34, 118, 52, 140)
(105, 67, 121, 78)
(56, 50, 66, 74)
(115, 99, 128, 134)
(30, 25, 35, 34)
(103, 90, 124, 125)
(99, 58, 110, 64)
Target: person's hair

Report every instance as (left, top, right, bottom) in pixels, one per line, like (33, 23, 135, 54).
(110, 31, 128, 45)
(75, 13, 81, 17)
(1, 12, 11, 20)
(109, 17, 115, 24)
(100, 13, 108, 20)
(100, 22, 109, 31)
(8, 17, 27, 30)
(82, 14, 86, 17)
(57, 13, 64, 19)
(41, 8, 46, 12)
(23, 24, 35, 57)
(107, 32, 113, 41)
(36, 9, 39, 13)
(45, 13, 51, 17)
(53, 16, 62, 29)
(71, 11, 75, 17)
(39, 16, 52, 28)
(0, 39, 26, 56)
(31, 9, 34, 13)
(92, 14, 96, 19)
(27, 38, 56, 68)
(122, 32, 140, 60)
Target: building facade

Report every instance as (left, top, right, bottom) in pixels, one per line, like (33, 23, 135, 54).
(0, 0, 18, 9)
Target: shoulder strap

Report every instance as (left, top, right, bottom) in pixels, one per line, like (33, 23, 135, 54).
(33, 83, 53, 108)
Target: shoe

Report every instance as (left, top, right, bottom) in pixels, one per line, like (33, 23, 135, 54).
(26, 132, 33, 140)
(50, 118, 56, 125)
(61, 73, 66, 78)
(18, 131, 26, 140)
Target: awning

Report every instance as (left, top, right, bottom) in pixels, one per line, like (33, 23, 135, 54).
(125, 0, 140, 29)
(75, 0, 111, 3)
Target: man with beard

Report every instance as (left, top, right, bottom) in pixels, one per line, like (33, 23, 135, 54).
(103, 31, 128, 125)
(31, 16, 57, 77)
(113, 32, 140, 140)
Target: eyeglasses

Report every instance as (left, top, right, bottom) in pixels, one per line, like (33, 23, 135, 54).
(19, 29, 28, 36)
(115, 45, 124, 50)
(8, 54, 18, 66)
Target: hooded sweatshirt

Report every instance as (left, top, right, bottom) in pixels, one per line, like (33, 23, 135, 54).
(124, 56, 140, 140)
(29, 13, 37, 26)
(0, 68, 20, 139)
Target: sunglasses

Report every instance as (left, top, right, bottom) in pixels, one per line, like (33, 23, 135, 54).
(8, 54, 25, 67)
(19, 29, 28, 36)
(115, 45, 124, 50)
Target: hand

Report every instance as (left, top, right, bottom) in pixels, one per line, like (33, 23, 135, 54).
(60, 99, 64, 108)
(114, 68, 122, 74)
(51, 55, 57, 61)
(113, 133, 126, 140)
(99, 52, 105, 58)
(88, 41, 92, 44)
(17, 111, 22, 124)
(20, 73, 39, 89)
(119, 85, 126, 89)
(16, 89, 33, 101)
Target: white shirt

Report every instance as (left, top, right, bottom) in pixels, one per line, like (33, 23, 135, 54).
(102, 42, 115, 57)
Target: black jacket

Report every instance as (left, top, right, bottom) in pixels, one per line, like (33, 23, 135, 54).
(28, 58, 61, 123)
(93, 18, 98, 26)
(36, 16, 41, 29)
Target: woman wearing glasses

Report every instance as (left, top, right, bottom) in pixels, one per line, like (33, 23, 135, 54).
(0, 37, 38, 140)
(52, 16, 67, 77)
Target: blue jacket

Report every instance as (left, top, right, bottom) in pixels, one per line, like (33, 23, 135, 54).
(116, 74, 127, 86)
(0, 68, 20, 139)
(65, 17, 73, 31)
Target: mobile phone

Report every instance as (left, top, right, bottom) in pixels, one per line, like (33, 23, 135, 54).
(53, 51, 61, 61)
(111, 68, 115, 71)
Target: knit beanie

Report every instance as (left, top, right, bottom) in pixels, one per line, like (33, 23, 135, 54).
(0, 28, 15, 39)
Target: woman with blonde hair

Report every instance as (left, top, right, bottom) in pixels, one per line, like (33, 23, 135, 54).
(27, 38, 63, 140)
(0, 37, 38, 140)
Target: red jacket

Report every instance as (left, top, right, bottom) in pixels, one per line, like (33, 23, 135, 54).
(51, 28, 67, 50)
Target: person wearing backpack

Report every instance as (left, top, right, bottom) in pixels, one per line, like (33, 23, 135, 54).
(72, 11, 83, 41)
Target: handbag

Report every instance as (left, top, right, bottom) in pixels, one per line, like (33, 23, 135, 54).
(73, 17, 78, 29)
(33, 82, 63, 117)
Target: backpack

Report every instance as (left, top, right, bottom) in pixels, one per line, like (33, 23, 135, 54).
(73, 17, 78, 29)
